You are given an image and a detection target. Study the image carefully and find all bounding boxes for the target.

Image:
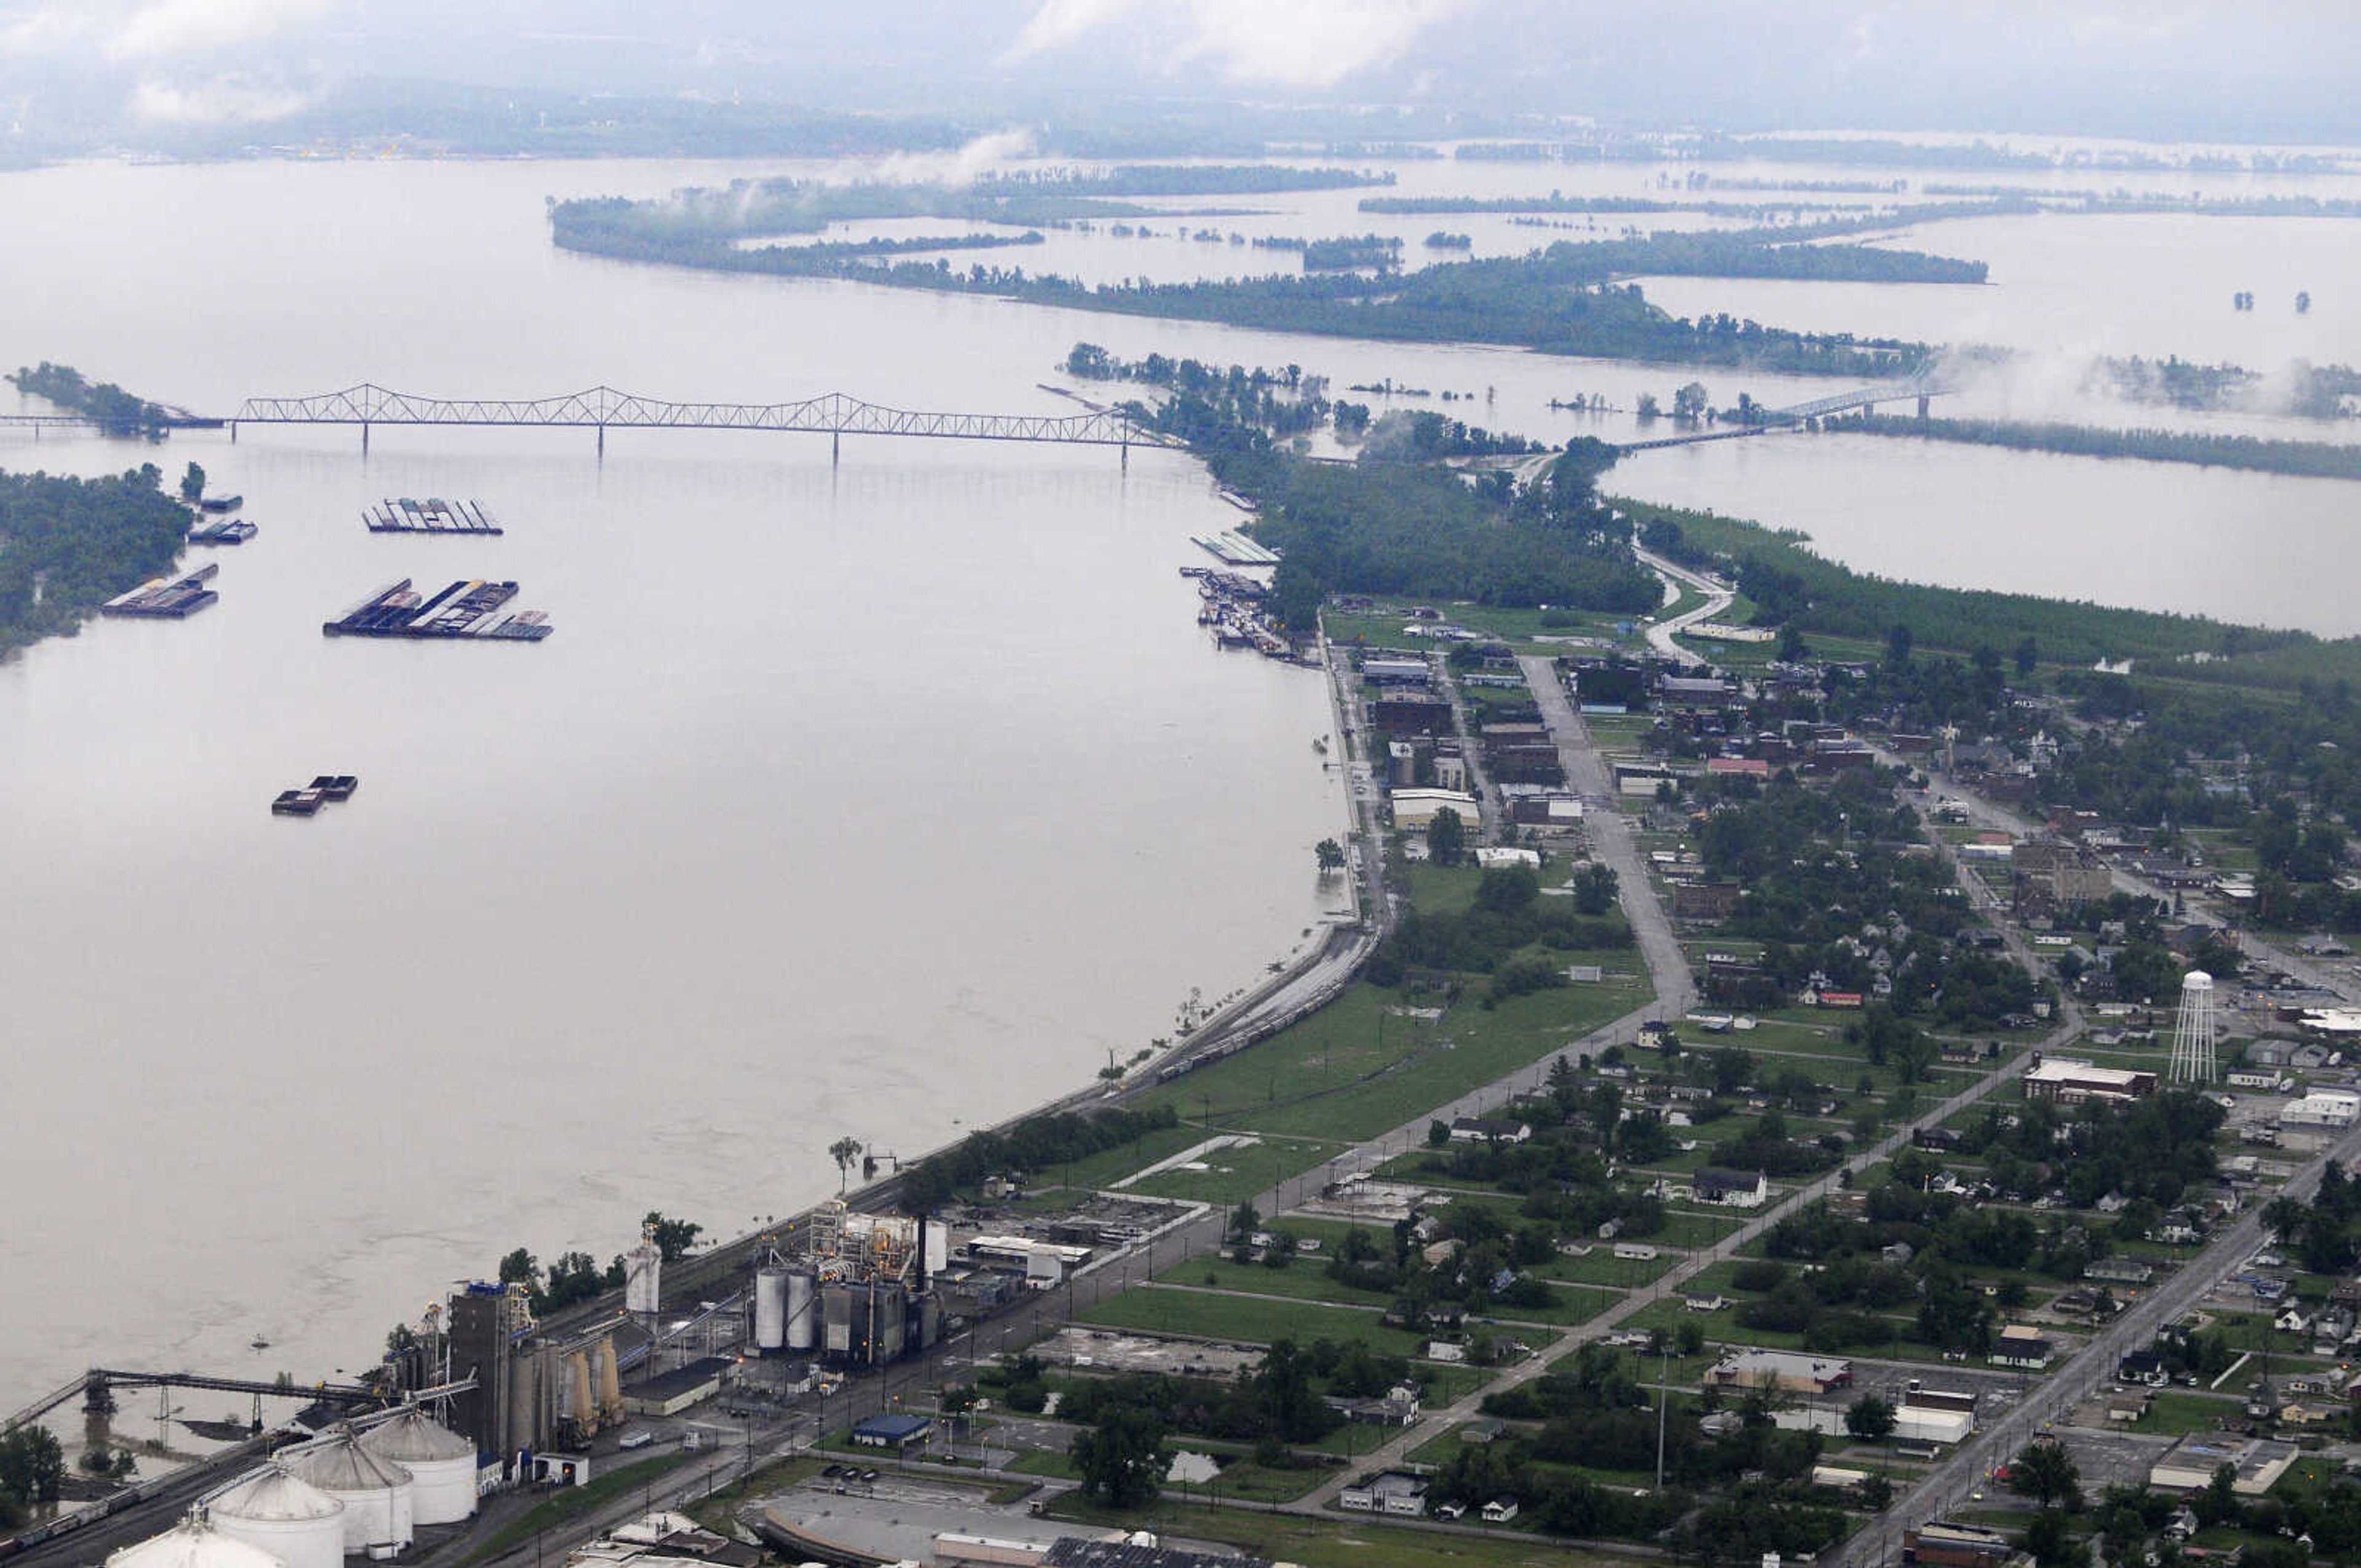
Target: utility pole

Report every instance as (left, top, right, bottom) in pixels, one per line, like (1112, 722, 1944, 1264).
(1655, 1341, 1671, 1490)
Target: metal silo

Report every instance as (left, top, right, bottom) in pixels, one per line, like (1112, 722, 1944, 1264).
(277, 1433, 414, 1555)
(357, 1409, 478, 1526)
(785, 1271, 817, 1352)
(208, 1464, 347, 1568)
(754, 1269, 788, 1355)
(623, 1232, 663, 1315)
(109, 1511, 293, 1568)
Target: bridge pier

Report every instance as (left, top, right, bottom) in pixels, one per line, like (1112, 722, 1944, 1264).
(361, 421, 369, 455)
(596, 424, 604, 457)
(1917, 395, 1931, 420)
(831, 431, 839, 464)
(229, 421, 236, 444)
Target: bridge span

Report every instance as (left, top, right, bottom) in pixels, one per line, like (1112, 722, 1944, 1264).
(1612, 374, 1957, 453)
(231, 383, 1155, 455)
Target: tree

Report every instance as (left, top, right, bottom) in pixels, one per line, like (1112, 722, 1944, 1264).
(2009, 1440, 2084, 1512)
(1635, 393, 1661, 422)
(1886, 622, 1914, 668)
(178, 462, 205, 503)
(1315, 837, 1347, 875)
(642, 1211, 703, 1261)
(497, 1247, 539, 1290)
(1672, 382, 1710, 422)
(1072, 1405, 1167, 1510)
(828, 1137, 863, 1192)
(2014, 636, 2039, 677)
(2021, 1508, 2089, 1568)
(1228, 1200, 1261, 1245)
(0, 1427, 64, 1508)
(1428, 1118, 1452, 1147)
(1777, 621, 1809, 663)
(1426, 807, 1466, 866)
(1573, 861, 1619, 915)
(1674, 1320, 1706, 1357)
(1845, 1393, 1897, 1440)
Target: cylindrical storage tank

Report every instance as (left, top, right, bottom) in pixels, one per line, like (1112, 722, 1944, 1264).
(279, 1436, 414, 1554)
(785, 1272, 817, 1352)
(623, 1239, 662, 1315)
(754, 1269, 788, 1355)
(209, 1465, 347, 1568)
(109, 1513, 291, 1568)
(357, 1410, 477, 1527)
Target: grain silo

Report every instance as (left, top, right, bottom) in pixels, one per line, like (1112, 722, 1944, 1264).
(109, 1514, 290, 1568)
(206, 1465, 346, 1568)
(754, 1269, 788, 1355)
(277, 1433, 414, 1555)
(357, 1408, 477, 1526)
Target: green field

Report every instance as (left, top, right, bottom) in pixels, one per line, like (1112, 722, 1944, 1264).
(1046, 1494, 1649, 1568)
(1080, 1282, 1433, 1356)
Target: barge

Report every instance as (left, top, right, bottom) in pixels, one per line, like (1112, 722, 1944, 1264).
(364, 497, 502, 535)
(1190, 530, 1281, 567)
(271, 789, 324, 816)
(188, 519, 257, 545)
(101, 565, 219, 618)
(323, 578, 552, 640)
(197, 494, 244, 514)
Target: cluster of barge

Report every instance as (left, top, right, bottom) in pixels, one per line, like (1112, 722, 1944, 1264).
(323, 578, 552, 640)
(365, 497, 502, 535)
(187, 518, 256, 545)
(272, 774, 358, 816)
(1191, 529, 1281, 566)
(101, 565, 218, 618)
(1180, 565, 1307, 662)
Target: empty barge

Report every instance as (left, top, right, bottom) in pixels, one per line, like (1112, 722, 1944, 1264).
(365, 498, 502, 535)
(102, 565, 219, 618)
(188, 519, 257, 545)
(323, 579, 552, 641)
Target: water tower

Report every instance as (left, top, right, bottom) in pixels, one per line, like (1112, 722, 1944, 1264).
(2169, 969, 2219, 1084)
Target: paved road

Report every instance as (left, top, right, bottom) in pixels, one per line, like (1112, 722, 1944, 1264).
(1521, 654, 1696, 1020)
(1629, 545, 1736, 671)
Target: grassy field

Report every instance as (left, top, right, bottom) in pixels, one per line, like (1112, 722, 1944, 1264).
(1046, 1494, 1649, 1568)
(468, 1454, 697, 1563)
(1079, 1282, 1433, 1357)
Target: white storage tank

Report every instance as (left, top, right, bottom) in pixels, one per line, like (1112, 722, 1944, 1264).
(754, 1269, 788, 1355)
(207, 1465, 346, 1568)
(110, 1513, 291, 1568)
(357, 1408, 478, 1526)
(785, 1271, 817, 1352)
(279, 1434, 414, 1554)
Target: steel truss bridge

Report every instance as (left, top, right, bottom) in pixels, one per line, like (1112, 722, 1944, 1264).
(230, 384, 1153, 452)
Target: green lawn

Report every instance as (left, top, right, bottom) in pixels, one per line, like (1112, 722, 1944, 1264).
(1045, 1495, 1646, 1568)
(467, 1454, 696, 1564)
(1079, 1283, 1433, 1357)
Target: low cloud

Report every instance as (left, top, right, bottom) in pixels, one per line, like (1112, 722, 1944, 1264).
(109, 0, 333, 59)
(1004, 0, 1472, 90)
(130, 72, 315, 122)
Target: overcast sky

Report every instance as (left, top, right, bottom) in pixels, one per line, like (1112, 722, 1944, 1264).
(1, 0, 2355, 143)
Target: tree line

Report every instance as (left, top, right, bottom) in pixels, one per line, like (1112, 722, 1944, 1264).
(1824, 411, 2361, 479)
(0, 463, 196, 655)
(9, 362, 172, 437)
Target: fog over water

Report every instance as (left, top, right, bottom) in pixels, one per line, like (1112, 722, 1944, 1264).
(4, 139, 2360, 1427)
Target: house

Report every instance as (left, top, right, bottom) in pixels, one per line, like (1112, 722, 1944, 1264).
(1340, 1471, 1429, 1516)
(1693, 1167, 1771, 1208)
(1449, 1116, 1532, 1144)
(1990, 1332, 2054, 1371)
(1709, 1350, 1853, 1395)
(2158, 1211, 2204, 1246)
(2118, 1352, 2169, 1388)
(2108, 1393, 2151, 1425)
(1328, 1386, 1422, 1427)
(2087, 1256, 2156, 1287)
(1481, 1499, 1521, 1524)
